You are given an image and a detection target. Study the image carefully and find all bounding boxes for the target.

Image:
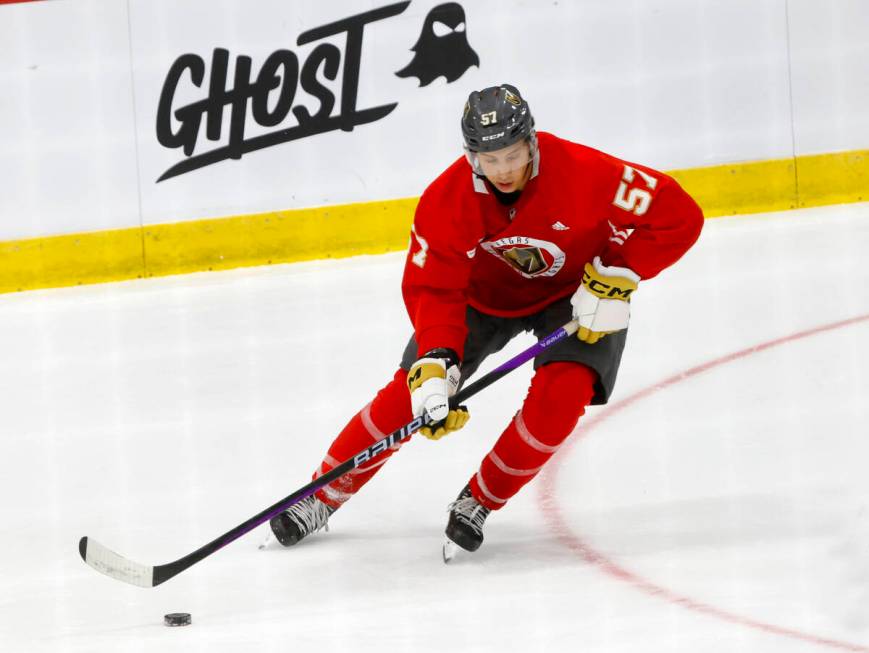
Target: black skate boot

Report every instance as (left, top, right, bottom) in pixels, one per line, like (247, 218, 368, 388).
(269, 495, 336, 547)
(443, 484, 491, 560)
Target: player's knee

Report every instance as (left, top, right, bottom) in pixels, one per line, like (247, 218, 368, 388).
(368, 368, 414, 430)
(523, 362, 596, 441)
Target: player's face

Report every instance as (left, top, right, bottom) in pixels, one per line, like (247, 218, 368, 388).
(477, 141, 532, 193)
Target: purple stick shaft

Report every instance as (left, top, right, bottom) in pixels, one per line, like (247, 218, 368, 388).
(452, 320, 578, 405)
(489, 320, 578, 374)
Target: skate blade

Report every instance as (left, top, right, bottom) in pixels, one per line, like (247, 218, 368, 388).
(443, 539, 460, 563)
(258, 531, 276, 551)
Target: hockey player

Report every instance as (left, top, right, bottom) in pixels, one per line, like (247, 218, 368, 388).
(270, 84, 704, 555)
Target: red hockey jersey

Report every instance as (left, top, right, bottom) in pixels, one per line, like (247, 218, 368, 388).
(402, 131, 704, 358)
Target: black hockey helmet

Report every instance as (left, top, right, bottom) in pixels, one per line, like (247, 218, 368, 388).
(461, 83, 535, 153)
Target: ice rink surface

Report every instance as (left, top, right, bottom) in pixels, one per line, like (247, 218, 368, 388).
(1, 203, 868, 652)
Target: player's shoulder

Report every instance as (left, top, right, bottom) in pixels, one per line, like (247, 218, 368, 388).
(414, 155, 483, 244)
(540, 132, 674, 185)
(421, 154, 476, 201)
(538, 133, 699, 217)
(537, 131, 607, 165)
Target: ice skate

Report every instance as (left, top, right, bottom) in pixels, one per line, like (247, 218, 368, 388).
(269, 495, 336, 547)
(443, 484, 491, 562)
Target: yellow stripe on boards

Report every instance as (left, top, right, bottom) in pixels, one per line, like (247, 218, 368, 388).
(0, 228, 145, 294)
(0, 198, 418, 294)
(669, 149, 869, 217)
(795, 149, 868, 208)
(143, 197, 418, 278)
(669, 157, 798, 217)
(0, 149, 867, 294)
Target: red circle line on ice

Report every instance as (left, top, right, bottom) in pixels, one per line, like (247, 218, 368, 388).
(540, 312, 869, 652)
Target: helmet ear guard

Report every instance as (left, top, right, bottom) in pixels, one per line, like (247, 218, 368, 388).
(527, 129, 540, 173)
(463, 146, 483, 176)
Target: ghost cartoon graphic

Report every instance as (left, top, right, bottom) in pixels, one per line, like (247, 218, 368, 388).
(395, 3, 479, 86)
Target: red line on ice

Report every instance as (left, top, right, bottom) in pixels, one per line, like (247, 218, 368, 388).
(539, 312, 869, 652)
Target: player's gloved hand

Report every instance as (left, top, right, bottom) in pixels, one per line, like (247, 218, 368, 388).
(406, 348, 469, 440)
(570, 256, 640, 344)
(422, 406, 470, 441)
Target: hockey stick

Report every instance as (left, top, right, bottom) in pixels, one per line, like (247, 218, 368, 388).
(78, 319, 579, 587)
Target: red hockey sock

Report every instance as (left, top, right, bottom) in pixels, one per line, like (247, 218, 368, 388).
(314, 368, 413, 508)
(470, 362, 597, 510)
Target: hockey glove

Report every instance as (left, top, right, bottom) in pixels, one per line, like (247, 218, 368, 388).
(570, 256, 640, 344)
(407, 348, 470, 440)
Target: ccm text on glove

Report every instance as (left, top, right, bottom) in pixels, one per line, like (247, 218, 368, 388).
(570, 256, 640, 344)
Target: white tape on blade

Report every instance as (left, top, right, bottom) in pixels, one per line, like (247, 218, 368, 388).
(85, 539, 153, 588)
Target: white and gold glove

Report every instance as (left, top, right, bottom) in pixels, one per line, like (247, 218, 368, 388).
(406, 348, 469, 440)
(570, 256, 640, 344)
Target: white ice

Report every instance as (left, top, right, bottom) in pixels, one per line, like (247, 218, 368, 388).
(1, 204, 868, 653)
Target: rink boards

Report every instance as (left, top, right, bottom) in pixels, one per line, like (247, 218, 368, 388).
(1, 1, 868, 292)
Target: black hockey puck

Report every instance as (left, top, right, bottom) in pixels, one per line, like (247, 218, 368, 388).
(164, 612, 192, 627)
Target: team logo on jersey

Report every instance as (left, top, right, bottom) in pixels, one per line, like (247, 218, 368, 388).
(481, 236, 565, 278)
